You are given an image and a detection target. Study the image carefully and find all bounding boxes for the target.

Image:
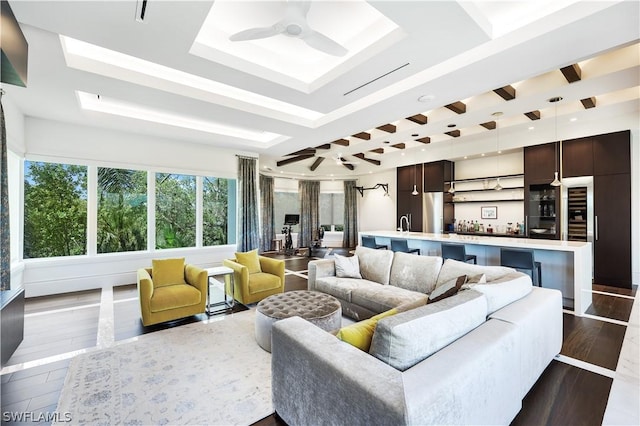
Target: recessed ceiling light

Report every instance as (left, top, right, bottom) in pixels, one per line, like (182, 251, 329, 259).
(280, 171, 284, 174)
(570, 117, 578, 122)
(401, 152, 405, 156)
(368, 171, 372, 174)
(421, 148, 425, 152)
(481, 153, 485, 157)
(411, 133, 419, 137)
(463, 156, 468, 159)
(447, 124, 456, 128)
(528, 126, 535, 130)
(383, 141, 390, 144)
(418, 94, 436, 103)
(548, 96, 563, 103)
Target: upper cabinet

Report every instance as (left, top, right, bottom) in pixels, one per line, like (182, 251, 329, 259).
(524, 142, 559, 183)
(397, 164, 422, 192)
(562, 137, 594, 177)
(423, 160, 453, 192)
(562, 130, 630, 177)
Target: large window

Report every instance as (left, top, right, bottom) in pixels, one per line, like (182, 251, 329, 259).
(155, 173, 196, 249)
(97, 167, 147, 253)
(274, 191, 300, 233)
(24, 161, 87, 258)
(320, 193, 344, 231)
(203, 176, 232, 246)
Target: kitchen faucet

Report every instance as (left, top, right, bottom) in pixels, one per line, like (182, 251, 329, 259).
(399, 215, 410, 232)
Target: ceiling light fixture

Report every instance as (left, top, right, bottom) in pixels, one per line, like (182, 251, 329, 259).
(549, 97, 563, 187)
(76, 91, 284, 143)
(418, 94, 435, 103)
(492, 111, 504, 191)
(412, 164, 419, 196)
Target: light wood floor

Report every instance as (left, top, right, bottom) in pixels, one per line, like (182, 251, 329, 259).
(1, 252, 636, 426)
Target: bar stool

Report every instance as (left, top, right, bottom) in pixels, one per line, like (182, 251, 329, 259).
(361, 236, 387, 250)
(390, 238, 420, 254)
(441, 243, 477, 264)
(500, 248, 542, 287)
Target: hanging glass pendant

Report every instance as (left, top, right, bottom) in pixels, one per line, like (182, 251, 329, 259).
(448, 181, 455, 194)
(494, 177, 503, 191)
(411, 184, 419, 196)
(550, 171, 562, 187)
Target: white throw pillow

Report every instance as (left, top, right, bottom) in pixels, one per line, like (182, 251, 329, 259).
(334, 253, 362, 279)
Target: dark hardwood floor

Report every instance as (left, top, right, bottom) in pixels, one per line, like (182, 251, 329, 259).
(1, 252, 635, 426)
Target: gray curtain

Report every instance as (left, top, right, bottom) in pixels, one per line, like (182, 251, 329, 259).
(343, 180, 359, 248)
(237, 156, 259, 252)
(298, 180, 319, 248)
(0, 96, 10, 291)
(259, 174, 274, 253)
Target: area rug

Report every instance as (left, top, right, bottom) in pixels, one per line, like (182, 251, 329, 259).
(55, 310, 272, 425)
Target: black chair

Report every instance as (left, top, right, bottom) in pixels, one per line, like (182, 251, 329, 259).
(390, 239, 420, 254)
(361, 235, 387, 250)
(500, 248, 542, 287)
(441, 243, 477, 264)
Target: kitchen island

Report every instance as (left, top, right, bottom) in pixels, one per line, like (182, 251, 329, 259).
(360, 231, 593, 316)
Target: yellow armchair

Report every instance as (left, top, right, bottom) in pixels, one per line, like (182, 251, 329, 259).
(223, 256, 285, 304)
(137, 263, 207, 326)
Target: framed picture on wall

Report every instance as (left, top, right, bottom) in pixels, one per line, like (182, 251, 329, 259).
(481, 206, 497, 219)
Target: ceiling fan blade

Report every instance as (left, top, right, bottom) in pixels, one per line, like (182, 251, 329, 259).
(303, 30, 347, 57)
(229, 25, 282, 41)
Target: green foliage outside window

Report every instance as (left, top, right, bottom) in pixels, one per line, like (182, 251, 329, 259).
(155, 173, 196, 249)
(97, 167, 147, 253)
(24, 161, 87, 258)
(203, 177, 229, 246)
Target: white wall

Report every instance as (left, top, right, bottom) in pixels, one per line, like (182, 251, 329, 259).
(357, 169, 397, 231)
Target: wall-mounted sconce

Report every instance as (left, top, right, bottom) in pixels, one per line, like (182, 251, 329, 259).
(355, 183, 389, 197)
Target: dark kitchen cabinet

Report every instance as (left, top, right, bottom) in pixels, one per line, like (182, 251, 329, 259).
(593, 130, 631, 175)
(594, 173, 631, 288)
(423, 160, 453, 192)
(562, 137, 594, 177)
(524, 142, 559, 182)
(397, 165, 423, 232)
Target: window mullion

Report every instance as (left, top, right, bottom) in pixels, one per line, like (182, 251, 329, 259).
(196, 176, 203, 248)
(87, 165, 98, 256)
(148, 171, 156, 252)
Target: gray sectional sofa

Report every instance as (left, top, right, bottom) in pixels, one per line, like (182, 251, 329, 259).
(272, 245, 563, 425)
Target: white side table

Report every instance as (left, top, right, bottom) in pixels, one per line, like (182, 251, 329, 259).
(204, 266, 235, 315)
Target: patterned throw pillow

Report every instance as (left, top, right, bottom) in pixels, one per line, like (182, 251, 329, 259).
(334, 253, 362, 279)
(235, 249, 262, 274)
(428, 275, 467, 303)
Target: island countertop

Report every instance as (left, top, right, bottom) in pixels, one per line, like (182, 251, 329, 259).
(360, 230, 593, 316)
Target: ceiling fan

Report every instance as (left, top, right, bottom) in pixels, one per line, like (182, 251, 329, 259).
(333, 152, 359, 166)
(229, 1, 348, 57)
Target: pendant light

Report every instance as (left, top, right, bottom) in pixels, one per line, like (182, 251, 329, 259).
(549, 96, 563, 187)
(411, 163, 419, 195)
(492, 111, 503, 191)
(448, 161, 455, 193)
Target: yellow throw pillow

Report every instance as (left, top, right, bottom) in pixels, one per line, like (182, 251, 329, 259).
(336, 308, 398, 352)
(152, 258, 186, 287)
(235, 249, 262, 274)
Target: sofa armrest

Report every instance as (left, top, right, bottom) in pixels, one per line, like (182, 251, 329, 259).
(307, 259, 336, 291)
(259, 256, 285, 282)
(137, 268, 153, 319)
(223, 259, 250, 299)
(185, 264, 208, 301)
(272, 316, 406, 426)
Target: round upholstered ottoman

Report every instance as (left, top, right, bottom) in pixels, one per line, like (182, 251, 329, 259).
(255, 290, 342, 352)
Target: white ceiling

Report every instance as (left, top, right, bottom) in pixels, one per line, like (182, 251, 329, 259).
(4, 0, 640, 179)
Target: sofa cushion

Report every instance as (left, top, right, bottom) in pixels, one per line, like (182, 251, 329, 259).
(370, 290, 488, 371)
(334, 253, 362, 279)
(355, 245, 394, 285)
(389, 252, 442, 294)
(435, 259, 515, 288)
(466, 272, 533, 314)
(351, 286, 429, 314)
(150, 284, 200, 312)
(428, 275, 466, 303)
(235, 249, 261, 274)
(336, 308, 398, 351)
(315, 276, 380, 302)
(151, 258, 186, 288)
(248, 272, 282, 294)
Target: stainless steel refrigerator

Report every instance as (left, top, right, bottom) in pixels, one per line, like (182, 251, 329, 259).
(422, 192, 444, 233)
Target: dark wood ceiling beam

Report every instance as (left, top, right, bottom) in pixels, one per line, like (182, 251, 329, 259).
(341, 160, 355, 171)
(480, 121, 496, 130)
(493, 85, 516, 101)
(524, 110, 541, 121)
(445, 130, 461, 138)
(369, 148, 384, 154)
(276, 154, 315, 167)
(415, 136, 431, 144)
(315, 143, 331, 150)
(406, 114, 428, 125)
(332, 139, 350, 146)
(391, 143, 405, 149)
(286, 148, 316, 156)
(354, 153, 381, 166)
(376, 124, 396, 133)
(309, 157, 325, 171)
(445, 101, 466, 114)
(581, 97, 596, 109)
(352, 132, 371, 140)
(560, 64, 581, 83)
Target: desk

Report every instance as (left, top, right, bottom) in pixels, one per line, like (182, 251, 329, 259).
(204, 266, 234, 315)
